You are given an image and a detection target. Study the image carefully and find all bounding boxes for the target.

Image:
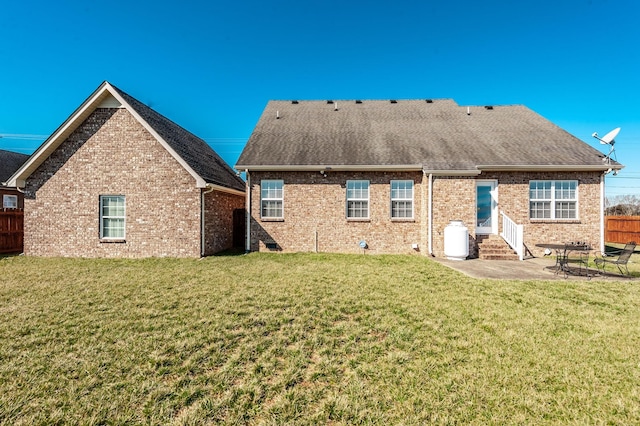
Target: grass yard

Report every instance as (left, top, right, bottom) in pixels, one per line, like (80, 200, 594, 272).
(1, 253, 639, 425)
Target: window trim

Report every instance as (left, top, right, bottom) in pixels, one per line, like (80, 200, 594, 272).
(346, 180, 370, 220)
(390, 180, 414, 220)
(2, 194, 18, 209)
(260, 179, 284, 220)
(529, 180, 578, 220)
(99, 195, 126, 240)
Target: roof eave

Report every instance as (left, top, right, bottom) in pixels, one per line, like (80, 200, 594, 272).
(5, 81, 114, 187)
(6, 81, 212, 189)
(476, 164, 624, 172)
(106, 84, 208, 188)
(235, 164, 425, 172)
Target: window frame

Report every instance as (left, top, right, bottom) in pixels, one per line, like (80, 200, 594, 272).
(260, 179, 284, 220)
(390, 180, 414, 219)
(346, 180, 370, 219)
(2, 194, 18, 209)
(99, 195, 126, 240)
(529, 180, 578, 220)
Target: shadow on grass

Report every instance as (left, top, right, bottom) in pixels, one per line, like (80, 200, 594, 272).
(0, 252, 22, 260)
(211, 247, 247, 257)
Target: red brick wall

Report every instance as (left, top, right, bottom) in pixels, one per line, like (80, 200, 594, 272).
(203, 189, 245, 255)
(248, 170, 603, 258)
(24, 108, 205, 258)
(487, 171, 602, 256)
(249, 171, 424, 255)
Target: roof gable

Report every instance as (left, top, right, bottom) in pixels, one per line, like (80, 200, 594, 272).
(236, 99, 621, 173)
(7, 82, 245, 192)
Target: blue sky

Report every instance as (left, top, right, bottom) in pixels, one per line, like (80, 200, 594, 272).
(1, 0, 638, 197)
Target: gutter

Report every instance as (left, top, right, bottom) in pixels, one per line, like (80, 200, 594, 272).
(476, 164, 623, 172)
(235, 164, 424, 172)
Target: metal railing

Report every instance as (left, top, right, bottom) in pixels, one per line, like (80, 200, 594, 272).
(500, 211, 524, 261)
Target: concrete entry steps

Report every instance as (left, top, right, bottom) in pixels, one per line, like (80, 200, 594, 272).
(476, 234, 519, 261)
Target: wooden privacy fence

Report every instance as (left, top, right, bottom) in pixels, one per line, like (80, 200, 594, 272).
(605, 216, 640, 244)
(0, 209, 24, 254)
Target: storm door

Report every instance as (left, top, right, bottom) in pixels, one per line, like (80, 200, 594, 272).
(476, 180, 498, 234)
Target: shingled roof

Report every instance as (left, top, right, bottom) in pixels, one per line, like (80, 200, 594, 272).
(0, 149, 29, 184)
(6, 82, 245, 192)
(110, 85, 245, 192)
(236, 99, 620, 173)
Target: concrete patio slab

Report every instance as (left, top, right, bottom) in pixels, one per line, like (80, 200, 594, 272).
(432, 256, 636, 281)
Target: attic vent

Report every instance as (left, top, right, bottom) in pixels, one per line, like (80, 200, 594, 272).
(291, 100, 299, 104)
(390, 100, 397, 103)
(355, 100, 362, 104)
(485, 105, 494, 110)
(425, 99, 433, 103)
(327, 100, 334, 104)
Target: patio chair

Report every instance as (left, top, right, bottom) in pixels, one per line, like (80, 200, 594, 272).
(594, 242, 636, 276)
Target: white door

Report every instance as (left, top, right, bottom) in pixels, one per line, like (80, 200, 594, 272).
(476, 181, 498, 235)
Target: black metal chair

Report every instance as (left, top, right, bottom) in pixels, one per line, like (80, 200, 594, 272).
(594, 242, 636, 276)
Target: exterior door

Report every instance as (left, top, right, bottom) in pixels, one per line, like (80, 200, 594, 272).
(476, 181, 498, 235)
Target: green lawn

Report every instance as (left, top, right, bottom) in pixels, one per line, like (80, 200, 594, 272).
(1, 253, 639, 425)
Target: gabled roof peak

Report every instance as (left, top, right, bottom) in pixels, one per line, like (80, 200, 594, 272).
(6, 82, 245, 192)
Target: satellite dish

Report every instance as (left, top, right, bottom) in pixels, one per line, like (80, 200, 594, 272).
(592, 127, 620, 145)
(592, 127, 621, 167)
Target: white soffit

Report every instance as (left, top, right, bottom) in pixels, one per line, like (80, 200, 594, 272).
(97, 94, 123, 108)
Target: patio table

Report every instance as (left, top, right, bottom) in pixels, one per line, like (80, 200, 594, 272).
(536, 243, 592, 279)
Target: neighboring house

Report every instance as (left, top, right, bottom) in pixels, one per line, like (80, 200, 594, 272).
(1, 149, 29, 209)
(6, 81, 245, 258)
(1, 149, 29, 254)
(236, 99, 623, 259)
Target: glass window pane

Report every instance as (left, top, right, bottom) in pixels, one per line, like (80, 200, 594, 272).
(261, 180, 284, 218)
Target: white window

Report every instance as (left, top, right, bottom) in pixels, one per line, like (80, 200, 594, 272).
(346, 180, 369, 219)
(100, 195, 126, 239)
(529, 180, 577, 219)
(3, 195, 18, 209)
(391, 180, 414, 219)
(261, 180, 283, 219)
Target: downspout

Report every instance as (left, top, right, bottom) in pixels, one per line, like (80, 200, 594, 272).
(600, 172, 605, 254)
(422, 170, 434, 257)
(201, 183, 215, 257)
(428, 172, 434, 256)
(245, 170, 251, 253)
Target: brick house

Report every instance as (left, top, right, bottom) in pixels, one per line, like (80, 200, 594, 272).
(236, 99, 623, 259)
(1, 149, 29, 209)
(1, 149, 29, 253)
(6, 81, 245, 258)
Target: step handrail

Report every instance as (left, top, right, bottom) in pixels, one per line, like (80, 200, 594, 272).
(500, 211, 524, 261)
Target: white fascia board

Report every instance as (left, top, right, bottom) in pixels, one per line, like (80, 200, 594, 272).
(234, 164, 424, 172)
(476, 164, 623, 172)
(5, 82, 114, 187)
(422, 169, 482, 176)
(206, 183, 245, 196)
(105, 83, 208, 188)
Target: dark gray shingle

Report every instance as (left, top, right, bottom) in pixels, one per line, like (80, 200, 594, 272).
(0, 149, 29, 183)
(111, 85, 245, 192)
(237, 99, 613, 170)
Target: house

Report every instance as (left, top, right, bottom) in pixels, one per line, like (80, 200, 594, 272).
(5, 81, 245, 258)
(1, 149, 29, 253)
(1, 149, 29, 209)
(236, 99, 623, 259)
